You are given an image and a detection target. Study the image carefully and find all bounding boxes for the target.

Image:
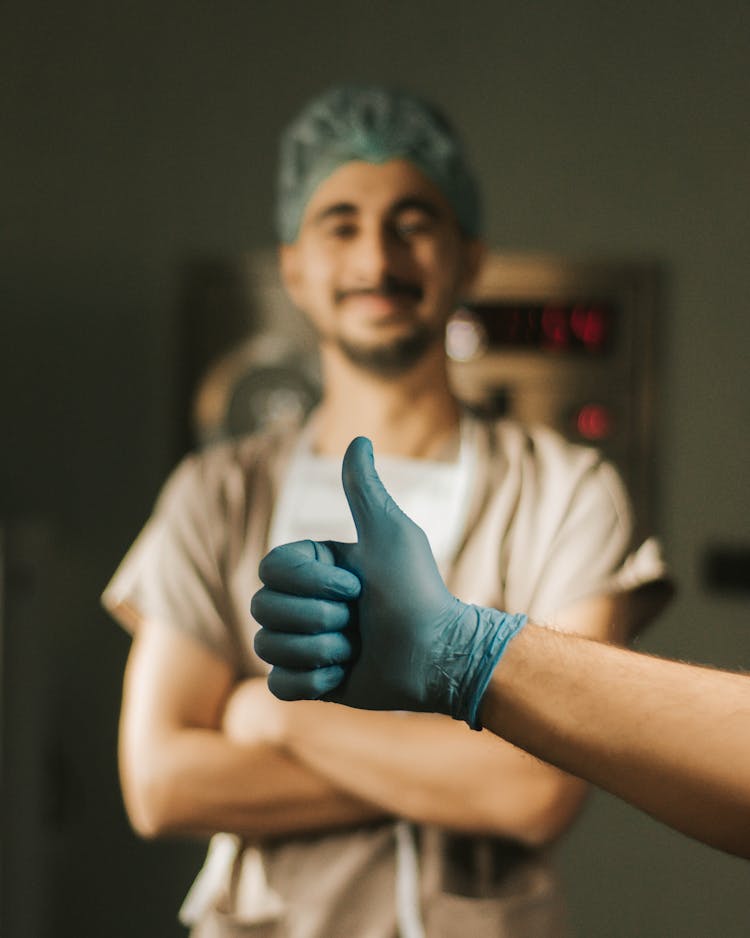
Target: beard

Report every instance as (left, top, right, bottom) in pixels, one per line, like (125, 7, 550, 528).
(326, 274, 446, 377)
(334, 321, 441, 377)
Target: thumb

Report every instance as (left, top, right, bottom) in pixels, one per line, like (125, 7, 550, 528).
(341, 436, 403, 542)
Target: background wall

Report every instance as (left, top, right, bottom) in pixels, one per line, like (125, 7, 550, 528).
(2, 1, 748, 935)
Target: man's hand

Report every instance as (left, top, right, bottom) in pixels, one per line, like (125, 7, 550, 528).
(222, 677, 288, 746)
(252, 437, 526, 729)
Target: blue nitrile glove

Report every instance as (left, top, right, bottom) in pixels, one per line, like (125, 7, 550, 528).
(252, 539, 362, 698)
(252, 437, 527, 729)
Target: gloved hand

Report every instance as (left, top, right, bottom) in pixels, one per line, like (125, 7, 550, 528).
(252, 437, 527, 729)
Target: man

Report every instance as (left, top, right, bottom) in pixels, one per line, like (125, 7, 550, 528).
(103, 86, 670, 937)
(252, 437, 747, 861)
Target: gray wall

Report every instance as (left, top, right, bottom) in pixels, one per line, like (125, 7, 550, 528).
(3, 1, 748, 935)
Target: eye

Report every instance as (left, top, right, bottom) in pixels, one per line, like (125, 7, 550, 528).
(327, 221, 358, 240)
(394, 212, 434, 240)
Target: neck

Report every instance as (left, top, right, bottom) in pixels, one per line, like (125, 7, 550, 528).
(312, 342, 461, 459)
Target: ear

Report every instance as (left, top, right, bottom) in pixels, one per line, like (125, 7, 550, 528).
(458, 239, 485, 295)
(279, 242, 304, 308)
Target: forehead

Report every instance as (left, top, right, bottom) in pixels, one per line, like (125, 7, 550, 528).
(300, 158, 456, 226)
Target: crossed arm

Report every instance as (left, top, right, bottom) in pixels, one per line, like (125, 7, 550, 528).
(118, 594, 621, 846)
(118, 619, 381, 840)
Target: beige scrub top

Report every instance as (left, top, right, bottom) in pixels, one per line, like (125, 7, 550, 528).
(103, 415, 671, 938)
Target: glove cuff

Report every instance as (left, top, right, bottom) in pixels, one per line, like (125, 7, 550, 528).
(457, 606, 528, 730)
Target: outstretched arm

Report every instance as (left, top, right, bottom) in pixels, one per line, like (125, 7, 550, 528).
(252, 437, 750, 859)
(481, 623, 750, 859)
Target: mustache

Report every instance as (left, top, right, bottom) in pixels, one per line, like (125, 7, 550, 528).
(335, 276, 423, 304)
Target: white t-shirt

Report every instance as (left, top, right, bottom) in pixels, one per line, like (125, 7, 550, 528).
(268, 417, 479, 576)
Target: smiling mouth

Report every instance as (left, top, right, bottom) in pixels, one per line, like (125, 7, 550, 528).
(334, 277, 424, 308)
(336, 290, 423, 326)
(342, 292, 411, 311)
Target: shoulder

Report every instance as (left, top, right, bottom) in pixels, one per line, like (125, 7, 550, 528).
(473, 415, 631, 523)
(476, 415, 609, 478)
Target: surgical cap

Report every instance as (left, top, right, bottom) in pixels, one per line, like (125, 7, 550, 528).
(275, 84, 482, 243)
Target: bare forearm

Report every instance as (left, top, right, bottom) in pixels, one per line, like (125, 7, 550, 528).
(122, 728, 384, 840)
(119, 625, 385, 841)
(281, 702, 585, 844)
(481, 624, 750, 857)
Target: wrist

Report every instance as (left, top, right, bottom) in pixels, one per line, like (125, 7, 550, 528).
(280, 698, 334, 754)
(458, 606, 528, 731)
(222, 677, 287, 747)
(478, 622, 551, 739)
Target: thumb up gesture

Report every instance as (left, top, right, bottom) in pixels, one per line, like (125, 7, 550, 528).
(252, 437, 526, 729)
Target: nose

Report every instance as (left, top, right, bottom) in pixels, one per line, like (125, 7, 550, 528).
(348, 224, 395, 286)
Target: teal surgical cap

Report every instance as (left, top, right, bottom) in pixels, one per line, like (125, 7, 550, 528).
(275, 84, 482, 243)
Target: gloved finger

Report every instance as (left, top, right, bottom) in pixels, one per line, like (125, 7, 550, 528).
(254, 628, 353, 669)
(341, 437, 406, 541)
(259, 540, 361, 599)
(251, 587, 353, 633)
(267, 664, 346, 701)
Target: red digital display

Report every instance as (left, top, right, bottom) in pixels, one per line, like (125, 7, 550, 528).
(575, 403, 615, 441)
(467, 302, 614, 354)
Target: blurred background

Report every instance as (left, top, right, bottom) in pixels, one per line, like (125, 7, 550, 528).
(2, 1, 748, 935)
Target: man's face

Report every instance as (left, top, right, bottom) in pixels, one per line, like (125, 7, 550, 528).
(280, 159, 482, 376)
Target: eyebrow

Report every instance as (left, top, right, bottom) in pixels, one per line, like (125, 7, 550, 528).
(391, 196, 442, 219)
(312, 202, 358, 225)
(311, 195, 444, 227)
